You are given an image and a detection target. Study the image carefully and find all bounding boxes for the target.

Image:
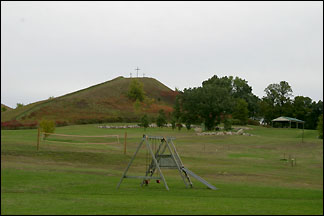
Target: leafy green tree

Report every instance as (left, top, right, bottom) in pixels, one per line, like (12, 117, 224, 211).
(156, 109, 167, 127)
(39, 119, 55, 138)
(261, 81, 293, 124)
(140, 114, 149, 131)
(1, 107, 7, 112)
(16, 103, 24, 108)
(127, 79, 145, 102)
(232, 99, 249, 125)
(182, 75, 234, 130)
(263, 81, 293, 116)
(317, 114, 323, 139)
(305, 100, 323, 129)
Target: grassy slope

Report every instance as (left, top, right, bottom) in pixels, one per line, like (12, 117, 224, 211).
(1, 76, 176, 123)
(1, 104, 13, 111)
(1, 125, 323, 215)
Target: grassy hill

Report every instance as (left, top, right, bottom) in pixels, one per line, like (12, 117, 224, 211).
(1, 104, 13, 112)
(1, 76, 178, 124)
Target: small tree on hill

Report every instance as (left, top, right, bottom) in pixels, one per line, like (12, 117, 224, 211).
(317, 114, 323, 139)
(39, 119, 55, 138)
(127, 79, 145, 102)
(16, 103, 24, 108)
(156, 109, 167, 127)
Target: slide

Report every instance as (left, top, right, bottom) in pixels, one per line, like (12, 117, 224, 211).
(182, 167, 217, 190)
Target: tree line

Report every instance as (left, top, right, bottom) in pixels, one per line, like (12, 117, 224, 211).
(171, 75, 323, 131)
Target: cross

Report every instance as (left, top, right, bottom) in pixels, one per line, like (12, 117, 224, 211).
(135, 67, 140, 78)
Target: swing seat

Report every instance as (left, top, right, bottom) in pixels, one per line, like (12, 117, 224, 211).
(156, 180, 160, 183)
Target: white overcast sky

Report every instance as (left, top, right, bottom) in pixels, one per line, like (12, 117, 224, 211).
(1, 1, 323, 108)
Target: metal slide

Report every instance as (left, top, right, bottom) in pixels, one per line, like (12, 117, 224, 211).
(181, 167, 217, 190)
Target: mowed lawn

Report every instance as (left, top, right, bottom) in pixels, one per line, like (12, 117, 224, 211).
(1, 124, 323, 215)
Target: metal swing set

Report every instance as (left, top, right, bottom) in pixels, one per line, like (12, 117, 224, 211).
(117, 135, 217, 191)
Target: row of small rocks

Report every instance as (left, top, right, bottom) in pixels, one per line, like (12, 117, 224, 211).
(97, 123, 205, 129)
(98, 123, 175, 129)
(196, 129, 254, 136)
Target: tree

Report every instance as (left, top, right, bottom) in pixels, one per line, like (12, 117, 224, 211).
(16, 103, 24, 108)
(140, 114, 149, 131)
(260, 81, 294, 124)
(317, 114, 323, 139)
(156, 109, 167, 127)
(182, 75, 234, 130)
(307, 100, 323, 130)
(1, 107, 7, 112)
(127, 79, 145, 102)
(232, 99, 249, 125)
(263, 81, 293, 116)
(39, 119, 55, 138)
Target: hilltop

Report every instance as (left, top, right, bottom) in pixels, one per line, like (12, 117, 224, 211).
(1, 76, 178, 124)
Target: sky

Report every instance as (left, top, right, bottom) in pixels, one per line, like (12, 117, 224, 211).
(1, 1, 323, 108)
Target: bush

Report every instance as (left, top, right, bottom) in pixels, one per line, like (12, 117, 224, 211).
(317, 114, 323, 139)
(39, 119, 55, 138)
(1, 120, 38, 130)
(231, 119, 241, 125)
(247, 118, 260, 126)
(185, 120, 191, 130)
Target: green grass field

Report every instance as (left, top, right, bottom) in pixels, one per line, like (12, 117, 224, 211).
(1, 124, 323, 215)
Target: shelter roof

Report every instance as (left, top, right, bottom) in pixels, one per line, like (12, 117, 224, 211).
(271, 116, 305, 123)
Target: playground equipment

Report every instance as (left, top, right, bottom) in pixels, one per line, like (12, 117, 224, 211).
(117, 135, 217, 190)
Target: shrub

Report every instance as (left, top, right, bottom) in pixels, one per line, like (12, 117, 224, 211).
(39, 119, 55, 138)
(247, 118, 260, 126)
(1, 120, 38, 130)
(55, 120, 68, 127)
(185, 120, 191, 130)
(231, 119, 241, 125)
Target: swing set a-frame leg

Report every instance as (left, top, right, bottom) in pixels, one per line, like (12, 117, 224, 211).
(116, 138, 145, 189)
